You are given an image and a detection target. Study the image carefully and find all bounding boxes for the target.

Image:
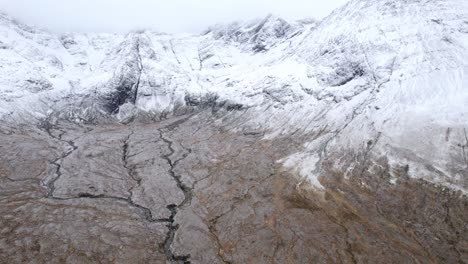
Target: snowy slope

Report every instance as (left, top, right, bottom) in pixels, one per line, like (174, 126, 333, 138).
(279, 0, 468, 192)
(0, 0, 467, 191)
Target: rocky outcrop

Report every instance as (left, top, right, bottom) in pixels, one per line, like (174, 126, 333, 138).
(205, 14, 309, 52)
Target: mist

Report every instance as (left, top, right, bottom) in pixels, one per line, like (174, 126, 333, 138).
(0, 0, 348, 33)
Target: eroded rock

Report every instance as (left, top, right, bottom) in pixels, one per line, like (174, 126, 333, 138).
(0, 114, 466, 263)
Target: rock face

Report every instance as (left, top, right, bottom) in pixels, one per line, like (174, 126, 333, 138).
(0, 0, 467, 263)
(1, 114, 467, 263)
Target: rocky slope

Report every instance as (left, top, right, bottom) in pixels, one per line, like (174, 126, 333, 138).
(0, 0, 467, 263)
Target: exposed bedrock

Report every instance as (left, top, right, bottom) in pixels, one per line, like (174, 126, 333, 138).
(0, 112, 466, 263)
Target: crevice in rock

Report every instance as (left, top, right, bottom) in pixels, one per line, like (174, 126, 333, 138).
(49, 193, 172, 224)
(132, 39, 143, 105)
(103, 36, 144, 114)
(40, 123, 172, 225)
(162, 204, 190, 264)
(121, 130, 158, 222)
(39, 120, 78, 198)
(208, 215, 233, 264)
(122, 130, 140, 187)
(197, 47, 203, 71)
(205, 184, 258, 264)
(158, 118, 194, 263)
(170, 40, 182, 65)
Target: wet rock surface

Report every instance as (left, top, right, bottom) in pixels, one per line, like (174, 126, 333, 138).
(0, 113, 467, 263)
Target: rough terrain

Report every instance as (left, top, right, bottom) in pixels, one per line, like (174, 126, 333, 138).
(1, 111, 466, 263)
(0, 0, 467, 262)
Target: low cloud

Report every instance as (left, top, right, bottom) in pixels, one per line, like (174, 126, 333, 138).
(0, 0, 349, 33)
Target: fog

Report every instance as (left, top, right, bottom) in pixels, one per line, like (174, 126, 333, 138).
(0, 0, 348, 33)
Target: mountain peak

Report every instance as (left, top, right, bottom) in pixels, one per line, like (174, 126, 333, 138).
(203, 14, 305, 51)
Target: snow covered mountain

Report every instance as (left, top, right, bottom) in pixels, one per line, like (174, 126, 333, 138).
(1, 0, 468, 262)
(0, 0, 467, 193)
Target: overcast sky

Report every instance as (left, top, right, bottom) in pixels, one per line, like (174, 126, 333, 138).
(0, 0, 348, 33)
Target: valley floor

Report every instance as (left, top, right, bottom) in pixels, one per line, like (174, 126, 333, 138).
(0, 112, 466, 263)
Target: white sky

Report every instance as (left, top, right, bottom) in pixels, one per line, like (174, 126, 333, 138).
(0, 0, 349, 33)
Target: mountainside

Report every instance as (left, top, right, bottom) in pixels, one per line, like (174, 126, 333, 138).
(0, 0, 467, 263)
(1, 0, 467, 192)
